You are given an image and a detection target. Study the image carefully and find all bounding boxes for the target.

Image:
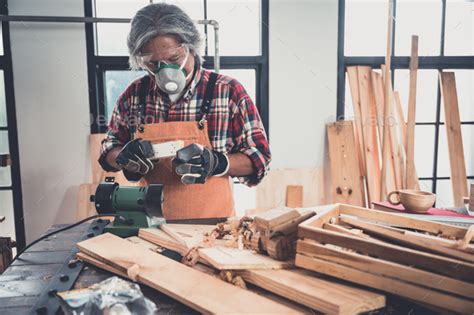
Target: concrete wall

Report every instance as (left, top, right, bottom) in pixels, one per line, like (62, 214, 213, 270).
(8, 0, 338, 242)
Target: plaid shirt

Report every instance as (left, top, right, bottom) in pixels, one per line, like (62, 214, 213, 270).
(99, 67, 271, 186)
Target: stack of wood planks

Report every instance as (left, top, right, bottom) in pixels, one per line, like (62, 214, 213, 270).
(76, 211, 387, 314)
(295, 203, 474, 314)
(339, 60, 420, 207)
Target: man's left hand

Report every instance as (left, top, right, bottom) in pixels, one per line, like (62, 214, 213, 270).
(173, 144, 229, 184)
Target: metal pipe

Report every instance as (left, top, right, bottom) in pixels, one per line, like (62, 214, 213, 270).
(0, 15, 130, 23)
(197, 19, 220, 73)
(0, 15, 221, 72)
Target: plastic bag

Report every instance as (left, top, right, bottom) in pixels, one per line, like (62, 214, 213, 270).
(59, 276, 157, 315)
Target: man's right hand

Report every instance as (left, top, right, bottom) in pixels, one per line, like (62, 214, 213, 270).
(115, 139, 155, 175)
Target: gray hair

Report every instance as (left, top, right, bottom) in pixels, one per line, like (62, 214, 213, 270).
(127, 3, 203, 70)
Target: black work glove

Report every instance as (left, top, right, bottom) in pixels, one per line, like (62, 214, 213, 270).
(173, 144, 229, 184)
(115, 139, 157, 181)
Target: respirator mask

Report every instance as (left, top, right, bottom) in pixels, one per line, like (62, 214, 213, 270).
(139, 45, 192, 102)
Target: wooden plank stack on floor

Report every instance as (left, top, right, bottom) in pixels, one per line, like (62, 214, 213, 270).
(295, 203, 474, 314)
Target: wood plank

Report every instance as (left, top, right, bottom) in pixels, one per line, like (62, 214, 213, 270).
(140, 228, 292, 270)
(339, 216, 474, 262)
(346, 66, 367, 178)
(338, 203, 469, 238)
(160, 224, 214, 249)
(389, 91, 405, 190)
(470, 184, 474, 213)
(197, 247, 293, 271)
(327, 121, 365, 207)
(439, 72, 469, 207)
(295, 254, 474, 314)
(406, 35, 420, 190)
(139, 228, 190, 254)
(357, 66, 382, 204)
(77, 233, 299, 314)
(298, 224, 474, 281)
(372, 71, 397, 193)
(256, 168, 325, 209)
(297, 240, 474, 300)
(285, 185, 303, 208)
(79, 242, 313, 313)
(380, 0, 395, 200)
(238, 268, 385, 314)
(254, 209, 300, 230)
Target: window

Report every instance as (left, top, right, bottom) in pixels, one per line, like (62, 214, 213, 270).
(337, 0, 474, 207)
(85, 0, 269, 132)
(0, 0, 26, 250)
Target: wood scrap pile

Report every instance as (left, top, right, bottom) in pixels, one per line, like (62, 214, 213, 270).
(295, 203, 474, 314)
(75, 207, 387, 314)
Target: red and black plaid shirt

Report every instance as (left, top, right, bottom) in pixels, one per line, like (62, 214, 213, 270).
(99, 67, 271, 186)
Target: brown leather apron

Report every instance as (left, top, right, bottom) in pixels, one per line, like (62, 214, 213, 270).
(133, 73, 235, 221)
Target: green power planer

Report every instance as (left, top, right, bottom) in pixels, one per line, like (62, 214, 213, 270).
(90, 177, 166, 237)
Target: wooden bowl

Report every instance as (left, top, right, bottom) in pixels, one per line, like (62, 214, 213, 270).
(387, 190, 436, 213)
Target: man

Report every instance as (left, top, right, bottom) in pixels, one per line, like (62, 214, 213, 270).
(98, 3, 271, 222)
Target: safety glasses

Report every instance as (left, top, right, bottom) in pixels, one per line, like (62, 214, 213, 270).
(138, 45, 189, 73)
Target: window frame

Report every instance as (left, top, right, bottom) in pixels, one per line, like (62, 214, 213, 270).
(336, 0, 474, 198)
(84, 0, 269, 136)
(0, 0, 26, 250)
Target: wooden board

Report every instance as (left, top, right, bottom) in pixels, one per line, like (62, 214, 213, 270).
(406, 35, 420, 190)
(470, 184, 474, 213)
(357, 66, 382, 205)
(256, 168, 325, 209)
(298, 204, 474, 280)
(295, 254, 474, 314)
(285, 185, 303, 208)
(346, 66, 367, 177)
(77, 233, 299, 314)
(139, 228, 190, 254)
(160, 224, 215, 248)
(140, 228, 293, 270)
(327, 121, 365, 207)
(254, 208, 300, 230)
(297, 240, 474, 300)
(134, 232, 385, 314)
(439, 72, 469, 207)
(238, 268, 385, 314)
(339, 216, 474, 262)
(380, 0, 395, 200)
(371, 70, 397, 193)
(198, 247, 294, 271)
(389, 91, 405, 190)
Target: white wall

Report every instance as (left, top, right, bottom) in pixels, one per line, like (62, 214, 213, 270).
(9, 0, 338, 241)
(10, 0, 91, 242)
(270, 0, 338, 169)
(235, 0, 338, 212)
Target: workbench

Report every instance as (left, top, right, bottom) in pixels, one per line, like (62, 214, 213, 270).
(0, 222, 196, 314)
(0, 221, 437, 315)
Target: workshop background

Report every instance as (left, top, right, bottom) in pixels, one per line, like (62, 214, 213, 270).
(0, 0, 473, 248)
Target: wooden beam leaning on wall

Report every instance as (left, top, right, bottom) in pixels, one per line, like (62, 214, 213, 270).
(380, 0, 395, 200)
(405, 35, 420, 190)
(357, 66, 382, 205)
(439, 72, 469, 207)
(327, 121, 366, 206)
(371, 70, 397, 193)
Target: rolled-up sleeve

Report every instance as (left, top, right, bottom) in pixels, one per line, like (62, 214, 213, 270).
(98, 96, 131, 172)
(232, 96, 271, 186)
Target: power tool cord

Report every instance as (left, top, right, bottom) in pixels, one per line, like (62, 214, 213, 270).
(11, 213, 120, 263)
